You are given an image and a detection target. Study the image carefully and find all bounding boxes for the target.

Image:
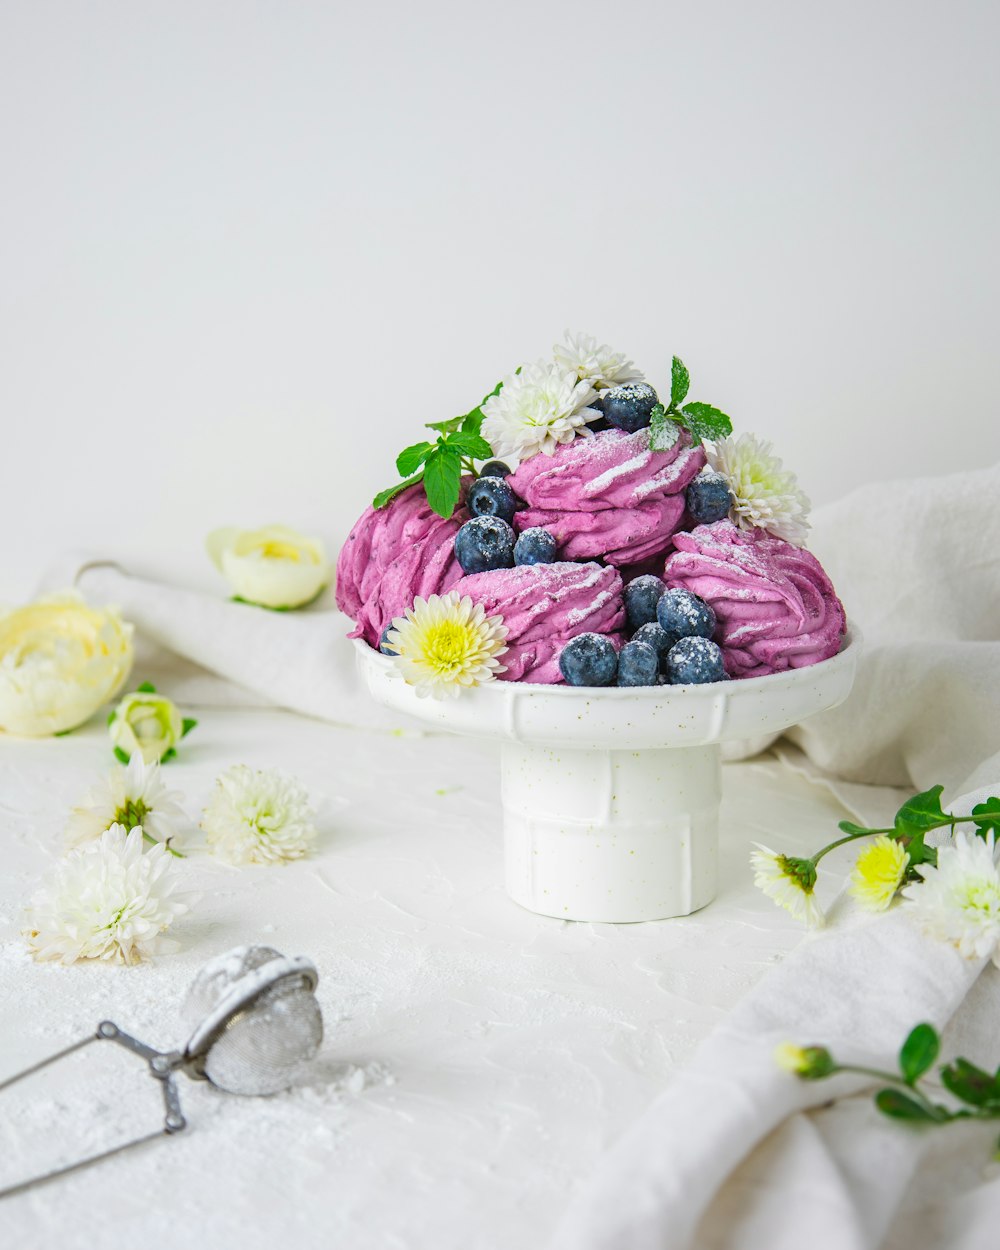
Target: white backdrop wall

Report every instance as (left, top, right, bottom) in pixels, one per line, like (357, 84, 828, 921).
(2, 0, 998, 601)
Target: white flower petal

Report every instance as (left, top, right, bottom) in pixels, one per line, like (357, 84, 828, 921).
(202, 765, 317, 865)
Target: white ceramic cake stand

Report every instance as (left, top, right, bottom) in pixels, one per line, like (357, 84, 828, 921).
(354, 628, 860, 923)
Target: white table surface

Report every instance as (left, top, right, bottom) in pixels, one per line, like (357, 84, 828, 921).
(0, 707, 854, 1250)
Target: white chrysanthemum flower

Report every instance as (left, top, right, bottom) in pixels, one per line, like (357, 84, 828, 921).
(387, 592, 508, 699)
(65, 752, 187, 851)
(202, 765, 318, 865)
(553, 331, 645, 391)
(25, 824, 189, 965)
(849, 835, 909, 912)
(901, 831, 1000, 961)
(705, 434, 811, 545)
(750, 843, 824, 926)
(481, 361, 600, 461)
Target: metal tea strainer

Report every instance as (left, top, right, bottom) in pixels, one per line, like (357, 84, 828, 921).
(0, 944, 323, 1199)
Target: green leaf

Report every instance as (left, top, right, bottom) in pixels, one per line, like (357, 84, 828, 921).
(54, 728, 73, 737)
(181, 717, 198, 738)
(648, 403, 680, 453)
(460, 408, 485, 437)
(396, 441, 435, 477)
(670, 356, 690, 407)
(136, 681, 157, 694)
(940, 1058, 1000, 1108)
(972, 797, 1000, 839)
(113, 746, 131, 766)
(373, 471, 425, 510)
(423, 448, 462, 519)
(677, 402, 733, 447)
(894, 786, 947, 838)
(107, 710, 117, 726)
(425, 416, 463, 435)
(446, 431, 493, 460)
(875, 1088, 942, 1122)
(161, 747, 177, 763)
(838, 819, 874, 836)
(899, 1023, 939, 1084)
(480, 378, 504, 405)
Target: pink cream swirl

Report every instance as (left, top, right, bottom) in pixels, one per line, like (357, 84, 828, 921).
(507, 427, 705, 567)
(663, 520, 846, 678)
(453, 561, 625, 683)
(335, 481, 468, 647)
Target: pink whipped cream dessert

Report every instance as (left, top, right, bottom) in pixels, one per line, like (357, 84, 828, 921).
(663, 520, 846, 678)
(508, 427, 705, 567)
(336, 481, 468, 647)
(453, 561, 625, 683)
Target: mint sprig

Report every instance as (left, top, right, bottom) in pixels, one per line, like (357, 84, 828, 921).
(650, 356, 733, 449)
(374, 383, 501, 519)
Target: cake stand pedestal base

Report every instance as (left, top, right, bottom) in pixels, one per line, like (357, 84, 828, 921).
(502, 741, 721, 922)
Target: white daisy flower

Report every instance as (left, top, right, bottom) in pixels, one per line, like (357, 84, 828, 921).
(481, 361, 600, 461)
(705, 433, 811, 546)
(901, 831, 1000, 961)
(202, 765, 317, 865)
(387, 592, 508, 699)
(750, 843, 824, 926)
(65, 752, 187, 851)
(25, 824, 189, 965)
(553, 331, 645, 391)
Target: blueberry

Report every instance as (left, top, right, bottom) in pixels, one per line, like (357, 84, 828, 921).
(603, 382, 659, 433)
(686, 471, 733, 525)
(616, 640, 659, 686)
(631, 621, 676, 663)
(479, 459, 511, 479)
(514, 527, 558, 565)
(455, 516, 516, 574)
(657, 588, 717, 640)
(558, 633, 618, 687)
(379, 626, 398, 655)
(468, 476, 517, 524)
(665, 636, 727, 684)
(624, 574, 666, 632)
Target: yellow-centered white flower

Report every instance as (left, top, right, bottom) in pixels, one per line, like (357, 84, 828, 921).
(901, 831, 1000, 962)
(0, 591, 133, 737)
(849, 835, 909, 912)
(109, 688, 185, 764)
(202, 765, 317, 865)
(65, 753, 187, 850)
(750, 843, 824, 926)
(553, 330, 645, 391)
(705, 433, 811, 546)
(207, 524, 330, 609)
(387, 592, 508, 699)
(24, 824, 189, 966)
(481, 362, 601, 461)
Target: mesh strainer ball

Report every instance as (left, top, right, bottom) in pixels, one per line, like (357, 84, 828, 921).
(180, 945, 323, 1096)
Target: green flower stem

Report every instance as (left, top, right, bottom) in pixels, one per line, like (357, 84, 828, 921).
(142, 830, 184, 858)
(812, 829, 877, 864)
(828, 1064, 951, 1121)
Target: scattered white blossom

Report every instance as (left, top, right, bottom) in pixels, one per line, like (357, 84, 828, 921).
(65, 752, 187, 851)
(902, 831, 1000, 961)
(750, 843, 824, 926)
(25, 824, 189, 965)
(387, 592, 508, 698)
(552, 331, 645, 391)
(202, 765, 318, 865)
(705, 433, 811, 545)
(481, 361, 600, 461)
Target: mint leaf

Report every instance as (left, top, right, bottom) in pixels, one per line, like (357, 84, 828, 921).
(972, 797, 1000, 839)
(899, 1023, 939, 1084)
(136, 681, 157, 694)
(480, 378, 504, 405)
(678, 403, 733, 447)
(374, 471, 424, 510)
(940, 1059, 1000, 1108)
(894, 786, 947, 838)
(423, 448, 462, 518)
(396, 441, 435, 477)
(461, 409, 485, 437)
(181, 717, 198, 738)
(648, 403, 680, 452)
(425, 416, 463, 435)
(670, 356, 690, 407)
(838, 819, 874, 836)
(446, 431, 493, 460)
(875, 1088, 942, 1122)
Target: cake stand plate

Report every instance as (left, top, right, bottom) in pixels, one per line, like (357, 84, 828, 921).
(354, 628, 861, 923)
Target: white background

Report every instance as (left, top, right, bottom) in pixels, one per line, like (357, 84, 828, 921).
(1, 0, 997, 602)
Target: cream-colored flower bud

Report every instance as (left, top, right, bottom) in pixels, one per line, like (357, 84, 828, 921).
(109, 687, 188, 764)
(206, 524, 331, 610)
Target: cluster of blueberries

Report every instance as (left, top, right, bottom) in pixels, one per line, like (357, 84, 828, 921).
(454, 460, 559, 574)
(558, 579, 727, 688)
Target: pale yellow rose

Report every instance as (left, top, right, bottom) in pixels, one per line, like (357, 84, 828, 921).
(109, 685, 195, 764)
(0, 592, 133, 736)
(206, 524, 330, 610)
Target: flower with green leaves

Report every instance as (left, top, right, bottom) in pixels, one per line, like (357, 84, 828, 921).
(648, 356, 733, 451)
(750, 844, 824, 926)
(778, 1022, 1000, 1157)
(108, 682, 197, 765)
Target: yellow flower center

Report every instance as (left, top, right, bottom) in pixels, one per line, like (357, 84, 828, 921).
(257, 540, 305, 561)
(423, 620, 476, 674)
(850, 836, 908, 911)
